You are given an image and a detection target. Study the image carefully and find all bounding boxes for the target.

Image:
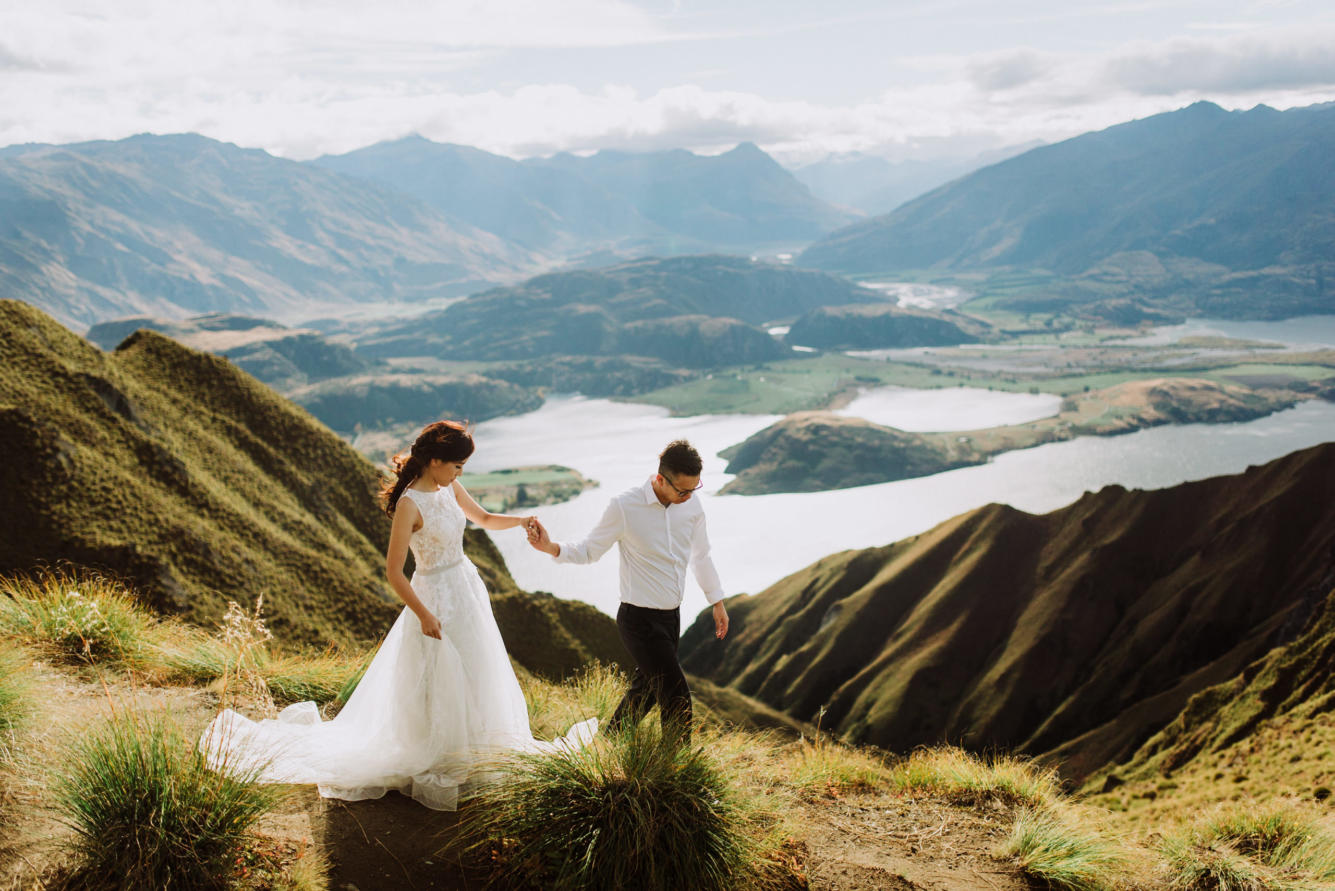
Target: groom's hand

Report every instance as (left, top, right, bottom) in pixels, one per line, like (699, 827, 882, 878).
(526, 518, 560, 557)
(712, 601, 729, 640)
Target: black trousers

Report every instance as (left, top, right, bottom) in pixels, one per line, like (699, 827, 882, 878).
(607, 602, 692, 741)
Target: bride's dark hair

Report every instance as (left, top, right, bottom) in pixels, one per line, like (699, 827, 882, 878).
(381, 420, 475, 516)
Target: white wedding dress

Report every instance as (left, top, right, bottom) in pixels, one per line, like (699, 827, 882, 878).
(201, 484, 597, 810)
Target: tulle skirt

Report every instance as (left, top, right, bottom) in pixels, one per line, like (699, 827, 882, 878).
(201, 560, 597, 810)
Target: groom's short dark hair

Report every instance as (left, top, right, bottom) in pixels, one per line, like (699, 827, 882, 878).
(659, 439, 703, 478)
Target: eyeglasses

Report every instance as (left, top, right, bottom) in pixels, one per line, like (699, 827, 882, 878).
(662, 474, 704, 498)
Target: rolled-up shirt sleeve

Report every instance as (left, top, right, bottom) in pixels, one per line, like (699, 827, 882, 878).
(554, 498, 624, 565)
(690, 514, 725, 604)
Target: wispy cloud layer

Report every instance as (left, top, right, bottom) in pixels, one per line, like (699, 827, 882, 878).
(1, 1, 1334, 163)
(1105, 34, 1335, 94)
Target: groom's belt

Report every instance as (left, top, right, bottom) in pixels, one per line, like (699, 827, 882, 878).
(414, 557, 466, 577)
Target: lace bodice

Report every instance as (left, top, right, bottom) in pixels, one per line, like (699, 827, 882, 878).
(402, 485, 466, 572)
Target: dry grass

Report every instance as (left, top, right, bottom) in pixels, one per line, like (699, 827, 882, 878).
(4, 566, 1288, 891)
(0, 569, 369, 708)
(889, 745, 1063, 808)
(1159, 804, 1335, 890)
(1001, 805, 1131, 891)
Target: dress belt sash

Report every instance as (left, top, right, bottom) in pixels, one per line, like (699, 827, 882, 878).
(414, 557, 465, 577)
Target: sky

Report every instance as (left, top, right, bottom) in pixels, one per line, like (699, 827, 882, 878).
(3, 0, 1335, 166)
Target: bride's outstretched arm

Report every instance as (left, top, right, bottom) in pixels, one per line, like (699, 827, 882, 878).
(452, 480, 533, 531)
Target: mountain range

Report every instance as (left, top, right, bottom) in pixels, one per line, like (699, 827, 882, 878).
(315, 137, 857, 257)
(0, 134, 533, 328)
(792, 143, 1042, 216)
(801, 101, 1335, 319)
(681, 442, 1335, 782)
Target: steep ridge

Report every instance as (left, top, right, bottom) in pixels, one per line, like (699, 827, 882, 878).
(1082, 580, 1335, 786)
(800, 101, 1335, 318)
(681, 444, 1335, 780)
(85, 313, 548, 432)
(0, 134, 531, 327)
(85, 314, 378, 390)
(0, 300, 629, 677)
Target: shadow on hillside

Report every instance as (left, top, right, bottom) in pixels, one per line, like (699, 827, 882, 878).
(321, 793, 487, 890)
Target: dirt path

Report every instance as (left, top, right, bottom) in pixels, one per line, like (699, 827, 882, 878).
(792, 793, 1031, 891)
(318, 794, 483, 891)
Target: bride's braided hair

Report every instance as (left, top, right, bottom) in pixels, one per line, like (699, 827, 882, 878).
(381, 420, 475, 516)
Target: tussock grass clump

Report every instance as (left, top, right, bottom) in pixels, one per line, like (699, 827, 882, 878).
(1162, 805, 1335, 889)
(464, 725, 758, 891)
(784, 734, 891, 797)
(1002, 806, 1128, 891)
(0, 569, 154, 665)
(0, 648, 33, 762)
(1161, 835, 1270, 890)
(1206, 808, 1335, 876)
(56, 710, 280, 891)
(520, 661, 625, 739)
(889, 745, 1062, 808)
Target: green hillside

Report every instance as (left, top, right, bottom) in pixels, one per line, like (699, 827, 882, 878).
(1081, 582, 1335, 817)
(85, 314, 378, 391)
(0, 299, 626, 676)
(682, 442, 1335, 782)
(352, 254, 891, 366)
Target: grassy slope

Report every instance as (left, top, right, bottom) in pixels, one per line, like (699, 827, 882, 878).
(683, 443, 1335, 784)
(0, 300, 627, 682)
(0, 298, 398, 645)
(1081, 585, 1335, 828)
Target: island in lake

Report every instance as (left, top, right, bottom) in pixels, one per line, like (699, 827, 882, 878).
(720, 378, 1303, 495)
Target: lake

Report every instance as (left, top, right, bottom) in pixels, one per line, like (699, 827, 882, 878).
(835, 386, 1062, 430)
(468, 394, 1335, 619)
(1116, 316, 1335, 349)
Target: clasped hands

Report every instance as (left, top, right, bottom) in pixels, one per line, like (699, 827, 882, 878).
(524, 516, 559, 556)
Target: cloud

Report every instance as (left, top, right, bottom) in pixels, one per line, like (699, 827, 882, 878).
(3, 3, 1335, 166)
(1105, 34, 1335, 94)
(968, 50, 1053, 92)
(0, 44, 37, 71)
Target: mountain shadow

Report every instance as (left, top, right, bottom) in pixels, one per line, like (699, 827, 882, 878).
(681, 443, 1335, 781)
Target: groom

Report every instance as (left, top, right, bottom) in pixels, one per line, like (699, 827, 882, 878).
(526, 439, 728, 743)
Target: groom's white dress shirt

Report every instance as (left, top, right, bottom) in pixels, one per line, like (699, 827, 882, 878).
(553, 478, 725, 609)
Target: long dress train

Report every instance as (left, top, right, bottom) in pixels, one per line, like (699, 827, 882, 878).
(201, 484, 597, 811)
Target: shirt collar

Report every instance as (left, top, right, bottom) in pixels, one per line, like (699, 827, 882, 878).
(642, 476, 661, 505)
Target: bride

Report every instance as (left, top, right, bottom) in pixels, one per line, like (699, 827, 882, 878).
(202, 420, 597, 810)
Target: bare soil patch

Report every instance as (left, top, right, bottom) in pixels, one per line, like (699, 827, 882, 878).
(790, 792, 1031, 891)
